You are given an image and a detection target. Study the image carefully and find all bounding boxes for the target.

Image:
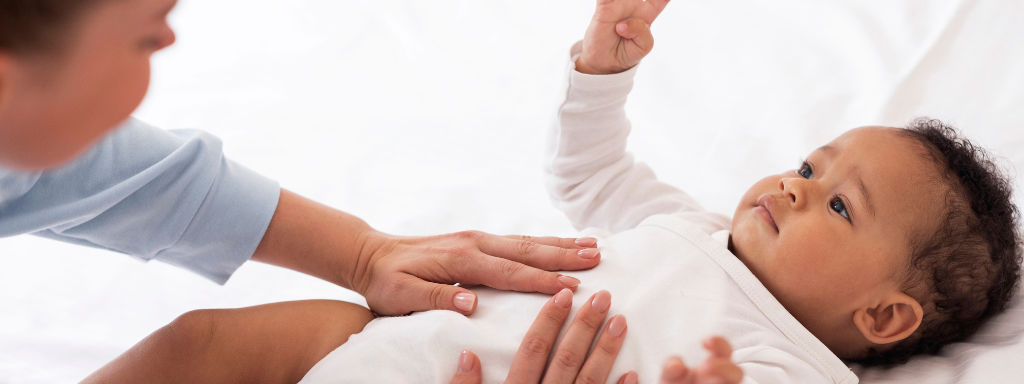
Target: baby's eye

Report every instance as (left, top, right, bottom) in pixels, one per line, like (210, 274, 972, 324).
(830, 196, 850, 221)
(798, 162, 813, 179)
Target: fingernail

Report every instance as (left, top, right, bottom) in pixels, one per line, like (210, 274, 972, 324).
(591, 290, 611, 314)
(578, 248, 600, 259)
(606, 315, 627, 337)
(458, 349, 474, 373)
(557, 275, 580, 288)
(575, 237, 597, 247)
(454, 293, 476, 312)
(554, 288, 573, 308)
(622, 371, 638, 384)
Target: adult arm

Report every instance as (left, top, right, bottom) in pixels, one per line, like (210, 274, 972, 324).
(0, 118, 596, 314)
(251, 189, 598, 315)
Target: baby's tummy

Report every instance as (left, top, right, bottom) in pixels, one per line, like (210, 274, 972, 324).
(299, 291, 550, 384)
(298, 224, 746, 384)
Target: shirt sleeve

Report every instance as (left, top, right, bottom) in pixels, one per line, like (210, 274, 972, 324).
(0, 118, 280, 284)
(544, 41, 731, 234)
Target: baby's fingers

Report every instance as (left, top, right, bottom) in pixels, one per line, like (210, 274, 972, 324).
(698, 337, 742, 384)
(697, 358, 743, 384)
(616, 19, 653, 44)
(659, 356, 691, 384)
(702, 336, 733, 358)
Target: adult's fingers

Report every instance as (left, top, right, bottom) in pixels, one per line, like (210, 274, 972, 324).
(481, 235, 601, 272)
(617, 371, 639, 384)
(449, 350, 482, 384)
(506, 288, 574, 384)
(541, 290, 613, 384)
(575, 314, 628, 384)
(451, 249, 582, 294)
(502, 235, 598, 249)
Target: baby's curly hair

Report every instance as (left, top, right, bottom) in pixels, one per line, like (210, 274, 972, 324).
(857, 118, 1022, 366)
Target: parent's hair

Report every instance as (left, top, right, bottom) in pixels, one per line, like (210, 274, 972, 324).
(0, 0, 103, 54)
(859, 118, 1022, 366)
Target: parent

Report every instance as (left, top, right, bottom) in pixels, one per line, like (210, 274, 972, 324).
(0, 0, 595, 317)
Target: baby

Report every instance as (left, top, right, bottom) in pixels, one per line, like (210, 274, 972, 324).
(297, 1, 1021, 383)
(86, 1, 1021, 383)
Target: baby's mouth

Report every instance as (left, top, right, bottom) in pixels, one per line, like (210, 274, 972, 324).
(754, 195, 779, 232)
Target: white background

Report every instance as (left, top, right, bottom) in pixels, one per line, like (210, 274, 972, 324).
(1, 0, 1022, 383)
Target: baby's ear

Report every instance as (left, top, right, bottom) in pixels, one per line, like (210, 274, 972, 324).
(852, 292, 924, 345)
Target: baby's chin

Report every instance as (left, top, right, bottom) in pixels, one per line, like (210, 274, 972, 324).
(727, 205, 774, 278)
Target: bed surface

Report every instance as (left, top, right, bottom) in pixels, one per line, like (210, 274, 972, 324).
(1, 0, 1021, 382)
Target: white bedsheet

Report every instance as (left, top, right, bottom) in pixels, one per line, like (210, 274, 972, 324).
(0, 0, 1021, 383)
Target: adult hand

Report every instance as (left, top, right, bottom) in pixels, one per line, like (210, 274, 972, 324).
(353, 232, 602, 316)
(447, 289, 744, 384)
(450, 289, 639, 384)
(576, 0, 671, 75)
(251, 190, 601, 317)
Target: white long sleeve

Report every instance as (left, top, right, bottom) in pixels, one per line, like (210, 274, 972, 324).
(545, 41, 731, 235)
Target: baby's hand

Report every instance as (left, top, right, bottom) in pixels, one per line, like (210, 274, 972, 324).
(576, 0, 671, 75)
(658, 337, 743, 384)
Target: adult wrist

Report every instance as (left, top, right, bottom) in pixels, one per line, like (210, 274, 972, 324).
(348, 227, 390, 295)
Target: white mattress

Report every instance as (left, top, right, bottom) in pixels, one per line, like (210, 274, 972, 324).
(0, 0, 1021, 383)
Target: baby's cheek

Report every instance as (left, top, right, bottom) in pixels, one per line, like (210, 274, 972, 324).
(773, 235, 845, 302)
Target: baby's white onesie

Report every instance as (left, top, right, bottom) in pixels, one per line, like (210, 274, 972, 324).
(298, 42, 858, 384)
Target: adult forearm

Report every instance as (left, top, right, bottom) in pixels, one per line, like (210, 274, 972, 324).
(250, 188, 373, 291)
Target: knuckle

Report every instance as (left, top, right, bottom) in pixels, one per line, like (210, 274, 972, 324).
(576, 316, 603, 335)
(596, 337, 620, 356)
(515, 240, 539, 257)
(498, 259, 528, 281)
(538, 308, 566, 326)
(429, 284, 450, 309)
(560, 247, 578, 261)
(455, 230, 483, 240)
(520, 335, 553, 357)
(552, 348, 584, 371)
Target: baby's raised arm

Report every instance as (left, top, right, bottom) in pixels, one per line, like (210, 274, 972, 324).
(546, 0, 729, 234)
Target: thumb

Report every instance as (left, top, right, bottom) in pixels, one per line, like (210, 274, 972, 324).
(615, 18, 655, 53)
(449, 350, 483, 384)
(406, 278, 478, 315)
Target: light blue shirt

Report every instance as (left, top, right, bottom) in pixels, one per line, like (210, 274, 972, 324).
(0, 118, 280, 284)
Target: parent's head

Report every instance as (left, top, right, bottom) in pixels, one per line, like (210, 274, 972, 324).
(0, 0, 177, 171)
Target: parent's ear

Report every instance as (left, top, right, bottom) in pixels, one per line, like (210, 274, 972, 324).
(853, 292, 923, 345)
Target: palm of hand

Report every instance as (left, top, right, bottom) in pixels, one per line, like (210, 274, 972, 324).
(579, 0, 669, 74)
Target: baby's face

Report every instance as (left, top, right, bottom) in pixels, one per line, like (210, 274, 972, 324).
(729, 127, 944, 348)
